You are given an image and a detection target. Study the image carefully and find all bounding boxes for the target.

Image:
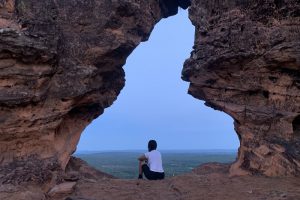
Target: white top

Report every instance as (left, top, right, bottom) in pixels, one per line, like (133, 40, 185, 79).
(144, 150, 164, 173)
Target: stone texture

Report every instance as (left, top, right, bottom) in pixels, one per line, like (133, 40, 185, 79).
(182, 0, 300, 176)
(0, 155, 61, 184)
(54, 163, 300, 200)
(0, 156, 120, 200)
(0, 0, 190, 182)
(2, 163, 300, 200)
(48, 181, 77, 197)
(0, 0, 299, 190)
(65, 156, 115, 180)
(0, 0, 300, 198)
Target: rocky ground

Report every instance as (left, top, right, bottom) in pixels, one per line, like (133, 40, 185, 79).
(62, 164, 300, 200)
(1, 161, 299, 200)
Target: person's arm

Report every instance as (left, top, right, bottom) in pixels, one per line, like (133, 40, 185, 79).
(138, 154, 147, 161)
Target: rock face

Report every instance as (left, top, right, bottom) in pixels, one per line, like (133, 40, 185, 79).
(0, 0, 299, 186)
(0, 0, 190, 182)
(183, 0, 300, 176)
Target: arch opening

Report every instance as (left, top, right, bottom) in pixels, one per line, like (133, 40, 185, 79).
(76, 10, 239, 179)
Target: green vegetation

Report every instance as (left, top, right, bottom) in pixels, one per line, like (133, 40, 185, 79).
(76, 150, 236, 179)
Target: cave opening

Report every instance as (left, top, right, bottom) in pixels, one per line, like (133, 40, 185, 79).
(76, 10, 239, 179)
(293, 115, 300, 137)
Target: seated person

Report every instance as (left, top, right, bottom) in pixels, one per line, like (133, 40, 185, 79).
(138, 140, 165, 180)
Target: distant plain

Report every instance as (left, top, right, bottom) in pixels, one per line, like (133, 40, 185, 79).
(76, 150, 237, 179)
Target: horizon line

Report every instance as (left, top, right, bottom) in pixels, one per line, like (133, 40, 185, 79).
(75, 148, 238, 153)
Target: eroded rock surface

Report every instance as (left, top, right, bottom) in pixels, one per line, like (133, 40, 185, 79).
(0, 156, 114, 200)
(0, 0, 299, 193)
(183, 0, 300, 176)
(0, 0, 190, 183)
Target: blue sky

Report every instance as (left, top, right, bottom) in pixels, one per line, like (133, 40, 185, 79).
(77, 10, 239, 151)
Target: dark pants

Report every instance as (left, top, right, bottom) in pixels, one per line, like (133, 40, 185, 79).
(142, 164, 165, 180)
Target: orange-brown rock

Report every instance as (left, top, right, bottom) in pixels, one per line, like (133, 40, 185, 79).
(183, 0, 300, 176)
(0, 1, 300, 198)
(0, 0, 191, 184)
(0, 0, 299, 193)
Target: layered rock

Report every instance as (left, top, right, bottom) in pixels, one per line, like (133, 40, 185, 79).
(0, 0, 190, 183)
(183, 0, 300, 176)
(0, 0, 299, 186)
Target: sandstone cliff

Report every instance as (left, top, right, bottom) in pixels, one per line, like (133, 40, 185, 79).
(183, 0, 300, 176)
(0, 0, 299, 191)
(1, 0, 300, 199)
(0, 0, 190, 184)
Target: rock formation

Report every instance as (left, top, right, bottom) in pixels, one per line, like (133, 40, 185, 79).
(0, 0, 191, 184)
(182, 0, 300, 176)
(0, 0, 299, 190)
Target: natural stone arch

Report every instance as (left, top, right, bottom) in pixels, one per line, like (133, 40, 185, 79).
(0, 0, 299, 188)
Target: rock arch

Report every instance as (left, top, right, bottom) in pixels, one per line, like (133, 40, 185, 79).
(0, 0, 299, 186)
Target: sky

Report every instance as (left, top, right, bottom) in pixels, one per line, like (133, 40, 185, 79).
(76, 10, 239, 151)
